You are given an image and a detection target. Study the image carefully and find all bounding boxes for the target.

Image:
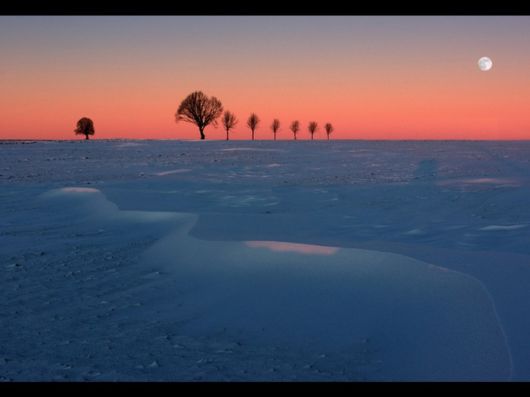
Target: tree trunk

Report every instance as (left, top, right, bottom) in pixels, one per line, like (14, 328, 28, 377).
(226, 130, 229, 141)
(252, 130, 255, 141)
(311, 134, 314, 140)
(274, 133, 276, 141)
(199, 127, 205, 140)
(327, 134, 329, 140)
(85, 134, 89, 140)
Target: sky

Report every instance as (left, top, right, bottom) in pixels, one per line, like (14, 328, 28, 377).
(1, 16, 530, 140)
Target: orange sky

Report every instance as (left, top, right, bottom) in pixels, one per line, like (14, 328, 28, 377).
(1, 16, 530, 140)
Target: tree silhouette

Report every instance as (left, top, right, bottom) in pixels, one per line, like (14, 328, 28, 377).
(290, 120, 300, 140)
(74, 117, 95, 140)
(271, 119, 280, 141)
(175, 91, 223, 140)
(222, 111, 238, 141)
(325, 123, 334, 140)
(308, 121, 318, 140)
(247, 113, 260, 141)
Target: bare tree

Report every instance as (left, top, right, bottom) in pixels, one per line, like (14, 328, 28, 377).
(247, 113, 260, 141)
(290, 120, 300, 140)
(324, 123, 334, 140)
(308, 121, 318, 140)
(271, 119, 280, 141)
(175, 91, 223, 140)
(222, 111, 238, 141)
(74, 117, 95, 140)
(271, 119, 281, 141)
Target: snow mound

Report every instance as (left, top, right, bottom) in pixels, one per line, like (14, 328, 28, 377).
(39, 185, 512, 379)
(144, 221, 511, 381)
(40, 187, 192, 225)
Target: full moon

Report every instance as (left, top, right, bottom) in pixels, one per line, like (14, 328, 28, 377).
(478, 56, 493, 71)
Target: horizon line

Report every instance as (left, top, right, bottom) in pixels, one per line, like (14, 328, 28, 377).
(3, 138, 530, 142)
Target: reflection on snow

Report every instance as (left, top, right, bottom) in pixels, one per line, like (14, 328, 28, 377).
(479, 224, 527, 231)
(438, 178, 521, 188)
(463, 178, 520, 186)
(245, 240, 339, 255)
(154, 169, 191, 176)
(55, 187, 100, 194)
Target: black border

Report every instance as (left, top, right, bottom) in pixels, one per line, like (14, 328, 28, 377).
(1, 2, 530, 15)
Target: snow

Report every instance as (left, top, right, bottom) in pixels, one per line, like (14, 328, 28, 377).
(2, 139, 530, 380)
(154, 169, 192, 176)
(245, 241, 339, 255)
(479, 225, 527, 231)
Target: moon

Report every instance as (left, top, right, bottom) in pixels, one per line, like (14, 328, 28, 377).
(478, 56, 493, 71)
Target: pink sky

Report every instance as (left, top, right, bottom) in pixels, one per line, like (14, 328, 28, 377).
(1, 16, 530, 140)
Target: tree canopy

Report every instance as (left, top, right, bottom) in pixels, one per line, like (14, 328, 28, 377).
(74, 117, 95, 140)
(176, 91, 223, 140)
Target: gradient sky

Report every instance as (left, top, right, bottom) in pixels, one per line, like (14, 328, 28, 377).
(1, 16, 530, 140)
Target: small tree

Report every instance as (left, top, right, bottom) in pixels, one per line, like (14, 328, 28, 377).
(74, 117, 95, 140)
(308, 121, 318, 140)
(271, 119, 280, 141)
(222, 111, 238, 141)
(325, 123, 334, 140)
(175, 91, 223, 140)
(290, 120, 300, 140)
(247, 113, 260, 141)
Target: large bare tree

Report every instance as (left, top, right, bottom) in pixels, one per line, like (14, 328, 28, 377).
(222, 111, 238, 141)
(308, 121, 318, 140)
(324, 123, 334, 140)
(290, 120, 300, 140)
(175, 91, 223, 140)
(247, 113, 260, 141)
(74, 117, 95, 140)
(271, 119, 280, 141)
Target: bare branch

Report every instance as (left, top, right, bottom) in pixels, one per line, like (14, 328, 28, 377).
(325, 122, 334, 138)
(271, 119, 280, 133)
(247, 113, 260, 140)
(223, 110, 238, 140)
(308, 121, 318, 140)
(289, 120, 300, 140)
(176, 91, 223, 139)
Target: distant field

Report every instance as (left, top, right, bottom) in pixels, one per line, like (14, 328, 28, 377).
(1, 140, 530, 380)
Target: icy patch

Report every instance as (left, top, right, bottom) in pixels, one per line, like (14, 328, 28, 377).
(154, 169, 191, 176)
(479, 224, 527, 231)
(246, 241, 339, 255)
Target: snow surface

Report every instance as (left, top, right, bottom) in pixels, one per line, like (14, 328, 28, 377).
(2, 139, 530, 381)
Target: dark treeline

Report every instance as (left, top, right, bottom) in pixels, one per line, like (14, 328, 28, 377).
(74, 90, 334, 141)
(175, 91, 334, 141)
